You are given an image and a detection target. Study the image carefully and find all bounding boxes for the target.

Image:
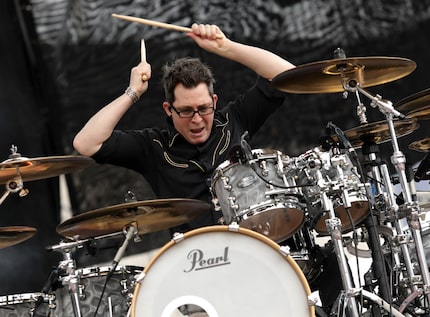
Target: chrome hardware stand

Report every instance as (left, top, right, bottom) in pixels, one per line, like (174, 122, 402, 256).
(360, 140, 411, 301)
(0, 146, 30, 206)
(344, 79, 430, 306)
(46, 232, 126, 317)
(51, 242, 82, 317)
(313, 153, 360, 317)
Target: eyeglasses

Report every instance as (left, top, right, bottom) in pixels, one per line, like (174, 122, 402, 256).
(169, 104, 215, 118)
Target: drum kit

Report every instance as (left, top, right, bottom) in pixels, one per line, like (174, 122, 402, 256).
(1, 52, 430, 317)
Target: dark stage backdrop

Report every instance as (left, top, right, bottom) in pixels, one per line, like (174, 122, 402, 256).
(1, 0, 429, 294)
(0, 0, 63, 295)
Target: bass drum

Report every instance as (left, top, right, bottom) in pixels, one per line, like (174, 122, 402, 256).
(131, 225, 315, 317)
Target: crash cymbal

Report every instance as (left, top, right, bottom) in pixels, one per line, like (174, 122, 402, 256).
(396, 88, 430, 120)
(409, 137, 430, 152)
(0, 226, 37, 249)
(272, 57, 416, 94)
(396, 88, 430, 111)
(405, 106, 430, 120)
(57, 198, 210, 239)
(0, 155, 95, 184)
(332, 118, 419, 148)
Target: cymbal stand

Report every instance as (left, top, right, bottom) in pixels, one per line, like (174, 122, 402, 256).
(345, 80, 430, 307)
(360, 140, 411, 300)
(46, 232, 124, 317)
(0, 146, 30, 206)
(0, 175, 28, 206)
(312, 150, 360, 317)
(49, 240, 83, 317)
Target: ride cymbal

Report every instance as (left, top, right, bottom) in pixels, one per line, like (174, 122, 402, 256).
(396, 88, 430, 120)
(0, 226, 37, 249)
(0, 155, 95, 184)
(409, 137, 430, 152)
(272, 57, 416, 94)
(57, 198, 210, 239)
(332, 118, 419, 148)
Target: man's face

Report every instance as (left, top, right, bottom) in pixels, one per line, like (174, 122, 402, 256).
(163, 82, 218, 145)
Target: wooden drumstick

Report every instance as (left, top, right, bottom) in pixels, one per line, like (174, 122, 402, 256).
(112, 13, 223, 39)
(140, 39, 148, 81)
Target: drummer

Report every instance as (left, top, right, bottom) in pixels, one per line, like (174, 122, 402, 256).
(73, 23, 293, 230)
(73, 23, 339, 313)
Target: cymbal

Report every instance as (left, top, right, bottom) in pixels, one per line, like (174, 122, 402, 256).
(272, 57, 416, 94)
(405, 106, 430, 120)
(409, 137, 430, 152)
(396, 88, 430, 120)
(332, 118, 419, 148)
(0, 226, 37, 249)
(57, 198, 210, 239)
(0, 155, 95, 184)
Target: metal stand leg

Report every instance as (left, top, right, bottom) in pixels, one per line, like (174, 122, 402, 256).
(320, 191, 360, 317)
(343, 81, 430, 310)
(58, 250, 82, 317)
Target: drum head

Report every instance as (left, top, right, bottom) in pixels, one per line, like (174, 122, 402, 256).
(131, 226, 314, 317)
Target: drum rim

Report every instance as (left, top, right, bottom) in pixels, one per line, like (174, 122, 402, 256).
(0, 292, 54, 305)
(75, 264, 143, 278)
(131, 225, 315, 317)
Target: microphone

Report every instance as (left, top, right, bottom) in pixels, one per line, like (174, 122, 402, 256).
(228, 145, 246, 163)
(227, 131, 253, 164)
(326, 121, 354, 151)
(93, 226, 136, 317)
(32, 268, 60, 312)
(414, 152, 430, 182)
(319, 135, 335, 151)
(240, 131, 253, 162)
(110, 225, 136, 273)
(41, 268, 60, 293)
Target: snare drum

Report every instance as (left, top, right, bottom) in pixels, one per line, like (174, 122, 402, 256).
(55, 265, 142, 317)
(0, 292, 54, 317)
(211, 149, 305, 242)
(131, 225, 315, 317)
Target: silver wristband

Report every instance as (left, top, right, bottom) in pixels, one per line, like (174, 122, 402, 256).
(125, 87, 140, 103)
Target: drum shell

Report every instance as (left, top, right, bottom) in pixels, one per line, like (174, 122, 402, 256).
(282, 224, 321, 284)
(0, 293, 53, 317)
(293, 149, 370, 235)
(54, 265, 141, 317)
(211, 149, 305, 242)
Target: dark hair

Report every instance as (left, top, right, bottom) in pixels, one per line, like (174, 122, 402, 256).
(162, 57, 215, 104)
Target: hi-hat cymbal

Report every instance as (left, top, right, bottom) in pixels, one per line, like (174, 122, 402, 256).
(0, 155, 95, 184)
(57, 199, 210, 239)
(0, 226, 37, 249)
(409, 137, 430, 152)
(332, 118, 419, 148)
(272, 57, 416, 94)
(396, 88, 430, 120)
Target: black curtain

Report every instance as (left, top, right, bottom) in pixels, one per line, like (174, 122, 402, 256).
(0, 0, 62, 295)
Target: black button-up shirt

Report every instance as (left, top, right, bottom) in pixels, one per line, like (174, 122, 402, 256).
(92, 77, 287, 231)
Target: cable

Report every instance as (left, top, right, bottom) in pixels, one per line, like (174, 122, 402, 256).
(93, 225, 135, 317)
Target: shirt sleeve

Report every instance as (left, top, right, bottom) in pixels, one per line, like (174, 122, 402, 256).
(91, 129, 151, 171)
(225, 76, 288, 137)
